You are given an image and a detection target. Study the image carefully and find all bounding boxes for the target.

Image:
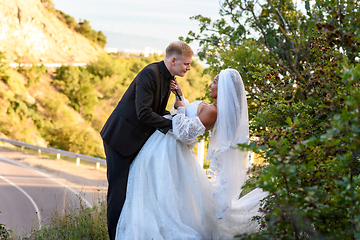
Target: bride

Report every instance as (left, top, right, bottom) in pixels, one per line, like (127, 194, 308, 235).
(115, 69, 267, 239)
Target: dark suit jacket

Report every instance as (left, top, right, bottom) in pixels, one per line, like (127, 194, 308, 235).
(100, 61, 172, 157)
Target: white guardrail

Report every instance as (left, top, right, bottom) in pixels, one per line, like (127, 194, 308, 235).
(0, 137, 106, 169)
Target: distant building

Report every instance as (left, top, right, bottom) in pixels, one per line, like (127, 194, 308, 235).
(118, 47, 164, 57)
(143, 47, 164, 57)
(104, 47, 118, 53)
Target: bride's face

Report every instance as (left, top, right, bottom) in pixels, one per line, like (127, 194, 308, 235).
(209, 75, 218, 99)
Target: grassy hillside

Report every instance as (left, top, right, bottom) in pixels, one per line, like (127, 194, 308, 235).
(0, 52, 211, 158)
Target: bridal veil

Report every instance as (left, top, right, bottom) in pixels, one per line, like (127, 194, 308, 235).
(207, 69, 258, 221)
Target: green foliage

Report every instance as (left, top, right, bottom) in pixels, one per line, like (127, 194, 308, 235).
(0, 52, 209, 159)
(28, 200, 108, 240)
(245, 22, 359, 240)
(75, 20, 107, 48)
(0, 60, 46, 146)
(0, 51, 9, 84)
(47, 123, 104, 158)
(182, 0, 359, 102)
(242, 58, 360, 239)
(17, 64, 47, 87)
(86, 53, 124, 79)
(56, 10, 77, 30)
(0, 47, 209, 161)
(0, 217, 11, 240)
(187, 0, 360, 238)
(53, 66, 99, 120)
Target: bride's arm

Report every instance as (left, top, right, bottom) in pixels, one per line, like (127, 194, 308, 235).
(169, 94, 189, 116)
(172, 102, 217, 142)
(172, 106, 205, 142)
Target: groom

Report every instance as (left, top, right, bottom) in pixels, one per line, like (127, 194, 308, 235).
(100, 41, 194, 240)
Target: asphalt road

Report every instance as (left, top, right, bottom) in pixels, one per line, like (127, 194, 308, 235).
(0, 150, 107, 237)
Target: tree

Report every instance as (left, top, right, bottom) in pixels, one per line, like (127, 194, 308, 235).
(76, 20, 107, 48)
(52, 66, 99, 120)
(97, 31, 107, 48)
(182, 0, 359, 103)
(56, 10, 77, 30)
(184, 0, 360, 238)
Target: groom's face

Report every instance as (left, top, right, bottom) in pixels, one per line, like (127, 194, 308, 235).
(171, 55, 192, 77)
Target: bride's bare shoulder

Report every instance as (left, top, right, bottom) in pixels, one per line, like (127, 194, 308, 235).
(197, 101, 214, 113)
(201, 101, 216, 109)
(198, 101, 217, 131)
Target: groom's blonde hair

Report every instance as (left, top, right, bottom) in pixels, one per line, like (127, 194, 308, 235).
(165, 41, 194, 59)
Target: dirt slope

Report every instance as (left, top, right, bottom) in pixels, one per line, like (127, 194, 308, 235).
(0, 0, 103, 63)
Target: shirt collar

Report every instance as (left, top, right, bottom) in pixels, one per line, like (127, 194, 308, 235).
(160, 60, 173, 81)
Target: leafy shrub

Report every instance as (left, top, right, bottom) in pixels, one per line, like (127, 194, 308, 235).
(52, 66, 99, 120)
(86, 53, 123, 79)
(28, 200, 108, 240)
(0, 212, 11, 240)
(47, 123, 104, 158)
(17, 64, 47, 87)
(75, 20, 107, 48)
(239, 33, 360, 240)
(185, 0, 359, 237)
(0, 51, 9, 84)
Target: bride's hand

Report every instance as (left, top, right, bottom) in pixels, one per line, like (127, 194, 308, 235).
(170, 78, 182, 96)
(174, 100, 185, 109)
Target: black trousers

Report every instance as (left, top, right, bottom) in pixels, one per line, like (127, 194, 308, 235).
(103, 141, 138, 240)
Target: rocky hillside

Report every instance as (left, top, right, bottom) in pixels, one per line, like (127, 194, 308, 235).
(0, 0, 103, 63)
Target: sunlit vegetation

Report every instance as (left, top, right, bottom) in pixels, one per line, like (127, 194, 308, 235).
(0, 52, 210, 159)
(3, 0, 359, 238)
(0, 50, 210, 239)
(183, 0, 360, 238)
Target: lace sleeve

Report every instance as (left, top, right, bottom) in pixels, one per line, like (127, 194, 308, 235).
(170, 94, 189, 115)
(172, 107, 205, 143)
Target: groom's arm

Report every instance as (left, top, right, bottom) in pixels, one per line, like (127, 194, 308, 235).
(135, 68, 172, 132)
(162, 109, 171, 116)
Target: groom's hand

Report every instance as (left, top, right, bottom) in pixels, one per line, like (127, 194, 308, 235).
(170, 78, 182, 96)
(174, 100, 185, 109)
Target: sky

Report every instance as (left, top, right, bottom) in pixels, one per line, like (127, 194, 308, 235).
(52, 0, 222, 54)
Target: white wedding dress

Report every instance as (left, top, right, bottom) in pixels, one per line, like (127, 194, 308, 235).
(116, 69, 267, 239)
(115, 101, 267, 240)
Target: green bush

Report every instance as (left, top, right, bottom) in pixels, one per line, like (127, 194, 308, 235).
(28, 200, 108, 240)
(237, 34, 360, 240)
(52, 66, 99, 120)
(75, 20, 107, 48)
(86, 53, 123, 79)
(47, 123, 104, 158)
(0, 212, 11, 240)
(186, 0, 360, 237)
(0, 51, 9, 84)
